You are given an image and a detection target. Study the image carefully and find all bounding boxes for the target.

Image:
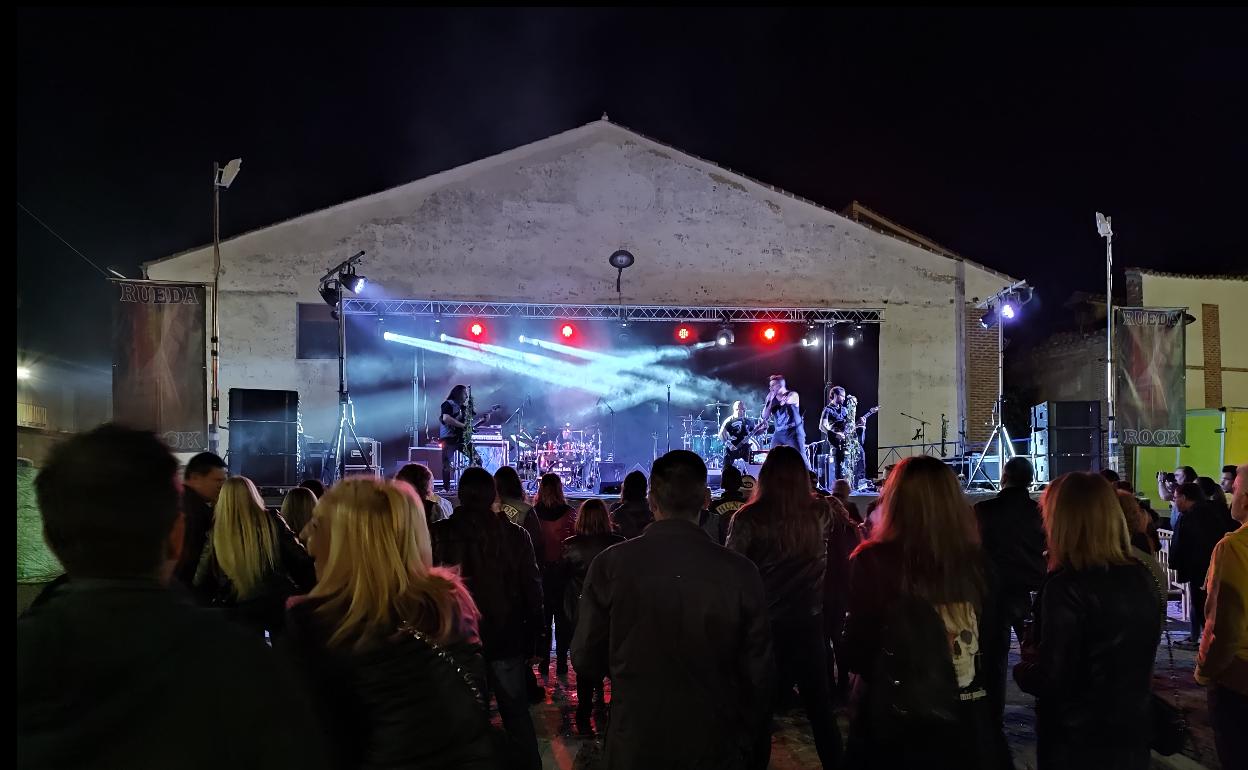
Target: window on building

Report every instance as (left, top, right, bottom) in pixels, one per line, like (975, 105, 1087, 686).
(296, 303, 338, 360)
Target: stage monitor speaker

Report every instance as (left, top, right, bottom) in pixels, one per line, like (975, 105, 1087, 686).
(597, 462, 625, 494)
(407, 446, 444, 469)
(230, 453, 300, 487)
(229, 388, 300, 423)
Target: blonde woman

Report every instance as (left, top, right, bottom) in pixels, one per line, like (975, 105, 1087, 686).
(842, 455, 1007, 770)
(193, 476, 315, 634)
(279, 486, 317, 545)
(284, 478, 497, 769)
(1014, 473, 1161, 770)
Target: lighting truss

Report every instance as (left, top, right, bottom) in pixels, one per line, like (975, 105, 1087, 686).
(340, 299, 883, 324)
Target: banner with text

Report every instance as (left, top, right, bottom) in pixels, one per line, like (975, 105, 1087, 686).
(112, 281, 208, 452)
(1114, 307, 1186, 446)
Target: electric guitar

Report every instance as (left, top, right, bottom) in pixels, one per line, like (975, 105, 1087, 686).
(826, 406, 880, 444)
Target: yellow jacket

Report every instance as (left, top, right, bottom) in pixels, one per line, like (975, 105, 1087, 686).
(1197, 524, 1248, 694)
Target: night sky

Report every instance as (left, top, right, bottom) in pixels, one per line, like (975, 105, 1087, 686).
(17, 8, 1248, 369)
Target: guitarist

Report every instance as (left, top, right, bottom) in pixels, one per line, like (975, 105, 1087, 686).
(819, 386, 854, 482)
(439, 384, 495, 492)
(718, 401, 756, 470)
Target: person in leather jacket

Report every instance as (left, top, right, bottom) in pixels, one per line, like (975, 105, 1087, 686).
(727, 445, 841, 769)
(431, 468, 543, 770)
(285, 477, 498, 770)
(1014, 472, 1161, 770)
(560, 498, 624, 732)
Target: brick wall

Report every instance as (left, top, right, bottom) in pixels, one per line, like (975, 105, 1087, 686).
(965, 304, 999, 444)
(1203, 303, 1222, 407)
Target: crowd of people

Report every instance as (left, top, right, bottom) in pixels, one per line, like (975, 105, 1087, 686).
(15, 423, 1248, 770)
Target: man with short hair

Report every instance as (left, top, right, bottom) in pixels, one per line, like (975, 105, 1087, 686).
(1173, 481, 1232, 649)
(18, 425, 324, 769)
(755, 374, 811, 470)
(1196, 463, 1248, 770)
(1223, 465, 1238, 495)
(572, 450, 774, 770)
(431, 467, 543, 770)
(974, 456, 1046, 730)
(832, 479, 863, 525)
(174, 451, 227, 586)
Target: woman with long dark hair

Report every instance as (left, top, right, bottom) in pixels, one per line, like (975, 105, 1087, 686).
(562, 498, 625, 732)
(842, 455, 1007, 770)
(726, 445, 841, 768)
(533, 473, 576, 677)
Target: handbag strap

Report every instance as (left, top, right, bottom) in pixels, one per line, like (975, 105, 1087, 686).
(396, 621, 486, 711)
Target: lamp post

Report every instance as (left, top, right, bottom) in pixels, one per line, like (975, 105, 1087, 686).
(209, 158, 241, 456)
(1097, 212, 1116, 472)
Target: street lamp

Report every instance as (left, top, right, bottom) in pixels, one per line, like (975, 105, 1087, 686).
(209, 158, 241, 456)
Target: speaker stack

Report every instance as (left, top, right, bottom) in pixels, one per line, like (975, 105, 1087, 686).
(1031, 400, 1102, 483)
(228, 389, 302, 487)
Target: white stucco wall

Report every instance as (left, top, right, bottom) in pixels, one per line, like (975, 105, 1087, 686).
(147, 120, 1012, 455)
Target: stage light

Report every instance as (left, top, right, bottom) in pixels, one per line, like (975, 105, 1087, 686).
(676, 325, 694, 342)
(761, 326, 778, 342)
(340, 267, 366, 293)
(318, 283, 339, 308)
(1000, 303, 1016, 320)
(469, 322, 485, 338)
(847, 336, 856, 348)
(560, 323, 576, 339)
(715, 325, 735, 346)
(17, 366, 32, 381)
(802, 329, 820, 347)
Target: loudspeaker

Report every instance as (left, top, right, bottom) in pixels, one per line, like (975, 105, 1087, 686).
(229, 421, 300, 456)
(230, 453, 300, 487)
(1031, 400, 1102, 483)
(597, 462, 625, 494)
(1032, 400, 1101, 430)
(229, 389, 300, 423)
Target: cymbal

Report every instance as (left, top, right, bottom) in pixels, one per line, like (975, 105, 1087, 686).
(706, 402, 732, 407)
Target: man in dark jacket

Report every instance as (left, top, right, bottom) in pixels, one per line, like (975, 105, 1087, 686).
(431, 467, 543, 770)
(17, 425, 324, 770)
(974, 456, 1046, 727)
(173, 451, 227, 588)
(1172, 481, 1238, 649)
(572, 450, 775, 770)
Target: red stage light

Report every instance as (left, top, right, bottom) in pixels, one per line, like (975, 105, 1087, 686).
(762, 326, 778, 342)
(676, 325, 693, 342)
(469, 322, 485, 337)
(560, 323, 576, 339)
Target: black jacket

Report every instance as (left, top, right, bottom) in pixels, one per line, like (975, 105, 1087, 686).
(174, 487, 213, 587)
(843, 541, 1006, 770)
(560, 532, 625, 622)
(725, 498, 829, 625)
(974, 486, 1047, 598)
(610, 499, 654, 539)
(192, 510, 316, 634)
(431, 506, 543, 661)
(571, 518, 774, 770)
(1013, 563, 1161, 769)
(283, 599, 498, 770)
(1171, 500, 1238, 585)
(17, 578, 327, 770)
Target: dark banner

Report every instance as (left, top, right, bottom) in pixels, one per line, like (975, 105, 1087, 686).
(112, 281, 208, 452)
(1114, 307, 1186, 446)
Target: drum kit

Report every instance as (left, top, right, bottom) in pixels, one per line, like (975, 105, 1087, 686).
(682, 401, 770, 469)
(511, 425, 603, 492)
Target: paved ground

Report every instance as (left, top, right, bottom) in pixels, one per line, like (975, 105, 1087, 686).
(495, 608, 1220, 769)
